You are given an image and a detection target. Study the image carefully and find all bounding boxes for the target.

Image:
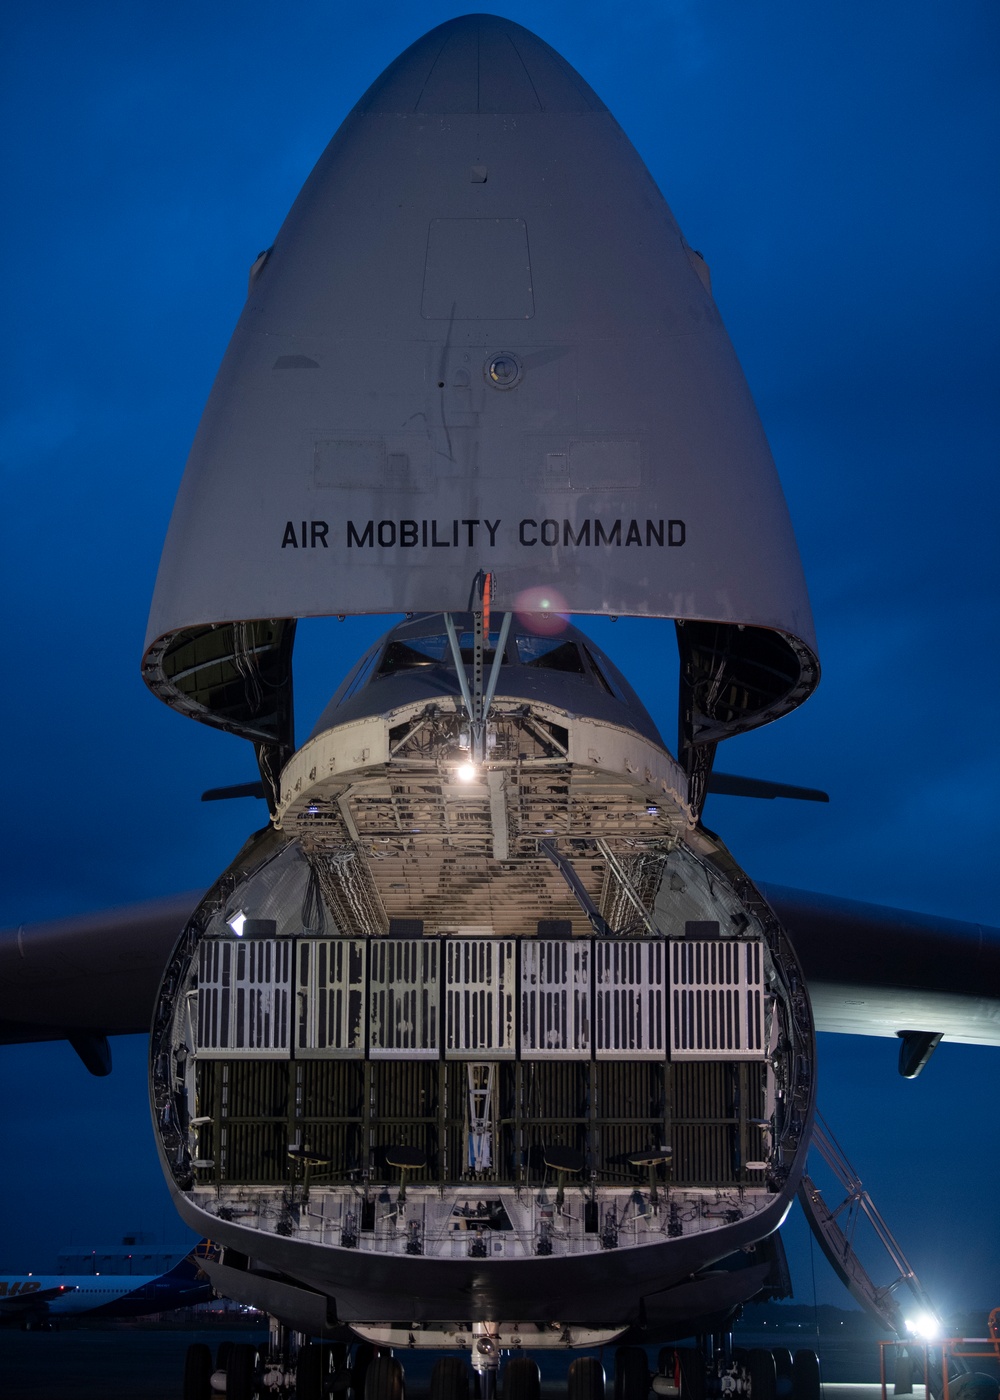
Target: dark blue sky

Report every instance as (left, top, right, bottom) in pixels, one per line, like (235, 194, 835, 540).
(2, 2, 998, 1318)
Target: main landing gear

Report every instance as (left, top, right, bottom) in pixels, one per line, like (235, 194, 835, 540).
(655, 1342, 821, 1400)
(181, 1333, 820, 1400)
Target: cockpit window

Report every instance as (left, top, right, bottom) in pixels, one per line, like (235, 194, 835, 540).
(340, 646, 381, 702)
(377, 636, 449, 676)
(582, 645, 616, 696)
(375, 630, 508, 680)
(455, 630, 505, 665)
(515, 636, 587, 674)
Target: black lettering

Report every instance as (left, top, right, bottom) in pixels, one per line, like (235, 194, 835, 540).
(281, 521, 298, 549)
(310, 521, 328, 548)
(453, 519, 459, 546)
(301, 521, 307, 547)
(485, 519, 500, 546)
(377, 520, 396, 547)
(668, 519, 686, 546)
(594, 518, 622, 546)
(431, 520, 450, 547)
(462, 519, 479, 546)
(625, 519, 642, 546)
(347, 520, 374, 548)
(400, 520, 418, 547)
(646, 519, 664, 546)
(563, 519, 590, 546)
(519, 519, 537, 545)
(540, 518, 559, 546)
(422, 520, 428, 547)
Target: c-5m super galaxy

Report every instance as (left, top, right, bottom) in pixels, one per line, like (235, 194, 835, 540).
(2, 15, 999, 1400)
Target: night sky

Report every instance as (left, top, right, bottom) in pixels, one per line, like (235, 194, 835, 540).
(3, 2, 998, 1321)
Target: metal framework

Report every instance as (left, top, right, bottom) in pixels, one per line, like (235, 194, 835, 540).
(194, 935, 763, 1064)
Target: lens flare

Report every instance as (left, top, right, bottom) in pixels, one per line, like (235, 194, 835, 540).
(514, 585, 569, 636)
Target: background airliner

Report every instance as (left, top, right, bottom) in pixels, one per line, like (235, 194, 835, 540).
(0, 1250, 213, 1330)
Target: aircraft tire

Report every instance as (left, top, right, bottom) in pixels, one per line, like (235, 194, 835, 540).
(353, 1342, 378, 1400)
(748, 1351, 776, 1400)
(502, 1357, 542, 1400)
(216, 1341, 233, 1371)
(298, 1343, 327, 1400)
(365, 1354, 405, 1400)
(615, 1346, 651, 1400)
(430, 1356, 471, 1400)
(771, 1349, 794, 1400)
(792, 1351, 821, 1400)
(568, 1356, 606, 1400)
(227, 1343, 262, 1400)
(674, 1348, 705, 1400)
(183, 1342, 213, 1400)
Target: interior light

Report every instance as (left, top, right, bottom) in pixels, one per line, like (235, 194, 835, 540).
(456, 763, 477, 783)
(227, 911, 247, 937)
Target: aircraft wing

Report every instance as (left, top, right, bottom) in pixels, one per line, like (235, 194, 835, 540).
(0, 893, 201, 1067)
(1, 885, 997, 1067)
(760, 883, 1000, 1047)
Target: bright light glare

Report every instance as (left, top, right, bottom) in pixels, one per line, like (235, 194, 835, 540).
(906, 1313, 941, 1340)
(227, 911, 247, 937)
(456, 762, 478, 783)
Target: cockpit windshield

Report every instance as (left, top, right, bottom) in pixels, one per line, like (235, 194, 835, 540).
(514, 636, 586, 674)
(375, 630, 506, 679)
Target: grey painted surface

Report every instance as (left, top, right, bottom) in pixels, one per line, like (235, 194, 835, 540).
(145, 16, 816, 658)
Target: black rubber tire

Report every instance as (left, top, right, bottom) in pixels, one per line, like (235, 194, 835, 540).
(748, 1351, 776, 1400)
(431, 1356, 471, 1400)
(949, 1376, 1000, 1400)
(228, 1344, 261, 1400)
(568, 1357, 607, 1400)
(615, 1347, 651, 1400)
(217, 1341, 234, 1372)
(331, 1366, 355, 1397)
(772, 1350, 794, 1400)
(503, 1356, 542, 1400)
(183, 1343, 213, 1400)
(299, 1343, 328, 1400)
(365, 1355, 405, 1400)
(793, 1351, 821, 1400)
(352, 1343, 377, 1400)
(675, 1348, 705, 1400)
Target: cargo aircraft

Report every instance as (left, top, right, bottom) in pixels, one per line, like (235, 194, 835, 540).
(2, 15, 998, 1400)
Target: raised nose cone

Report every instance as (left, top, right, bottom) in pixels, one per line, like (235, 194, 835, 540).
(353, 14, 606, 115)
(146, 17, 818, 750)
